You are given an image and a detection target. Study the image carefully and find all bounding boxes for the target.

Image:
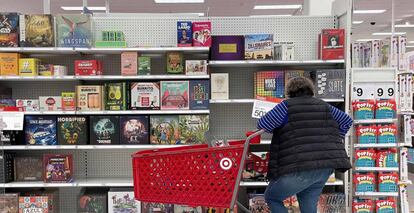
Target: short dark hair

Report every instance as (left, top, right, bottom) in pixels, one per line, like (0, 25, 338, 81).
(286, 77, 315, 98)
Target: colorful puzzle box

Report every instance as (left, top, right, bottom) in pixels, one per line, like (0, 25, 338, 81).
(254, 71, 285, 99)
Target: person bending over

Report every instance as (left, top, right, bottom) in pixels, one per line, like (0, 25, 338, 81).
(257, 77, 352, 213)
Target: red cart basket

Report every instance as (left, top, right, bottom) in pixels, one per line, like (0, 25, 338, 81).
(132, 130, 264, 209)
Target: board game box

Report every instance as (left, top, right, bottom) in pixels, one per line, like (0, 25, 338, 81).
(105, 82, 128, 111)
(211, 73, 229, 100)
(245, 34, 274, 60)
(375, 99, 396, 119)
(130, 82, 160, 110)
(14, 156, 43, 181)
(352, 199, 374, 213)
(248, 194, 270, 213)
(16, 99, 39, 111)
(189, 80, 210, 110)
(108, 188, 141, 213)
(56, 14, 92, 47)
(161, 81, 189, 110)
(354, 149, 376, 167)
(174, 205, 202, 212)
(318, 29, 345, 60)
(0, 13, 19, 47)
(185, 60, 208, 75)
(43, 154, 73, 183)
(141, 202, 174, 213)
(353, 173, 376, 192)
(0, 152, 15, 183)
(138, 56, 151, 75)
(179, 115, 209, 144)
(120, 116, 149, 144)
(192, 21, 211, 47)
(243, 152, 269, 181)
(19, 14, 54, 47)
(378, 172, 398, 192)
(377, 149, 398, 168)
(376, 198, 396, 213)
(19, 58, 39, 76)
(61, 92, 76, 111)
(25, 116, 57, 145)
(76, 85, 104, 111)
(166, 52, 184, 74)
(38, 64, 54, 76)
(356, 125, 377, 144)
(352, 99, 375, 120)
(78, 189, 108, 213)
(0, 53, 20, 75)
(314, 69, 345, 99)
(57, 116, 88, 145)
(377, 124, 397, 144)
(210, 35, 245, 60)
(121, 52, 138, 76)
(254, 71, 284, 99)
(18, 196, 48, 213)
(90, 116, 120, 145)
(204, 206, 237, 213)
(75, 60, 103, 76)
(0, 193, 18, 213)
(39, 96, 62, 111)
(274, 41, 295, 61)
(150, 115, 179, 145)
(284, 70, 311, 83)
(177, 21, 192, 47)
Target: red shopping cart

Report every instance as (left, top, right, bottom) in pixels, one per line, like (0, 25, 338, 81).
(132, 130, 264, 210)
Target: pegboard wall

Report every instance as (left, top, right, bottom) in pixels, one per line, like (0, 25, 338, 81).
(93, 15, 337, 60)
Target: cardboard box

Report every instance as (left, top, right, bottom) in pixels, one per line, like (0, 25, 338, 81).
(53, 65, 67, 76)
(74, 60, 103, 76)
(0, 53, 20, 76)
(19, 58, 39, 76)
(38, 64, 54, 76)
(61, 92, 76, 111)
(121, 52, 138, 76)
(39, 96, 62, 111)
(15, 99, 39, 111)
(274, 42, 295, 60)
(76, 85, 103, 111)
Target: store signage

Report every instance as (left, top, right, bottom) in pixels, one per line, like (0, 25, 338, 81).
(352, 82, 395, 100)
(0, 112, 24, 130)
(252, 100, 278, 119)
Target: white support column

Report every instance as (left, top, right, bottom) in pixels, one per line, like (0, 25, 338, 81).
(105, 0, 110, 14)
(43, 0, 50, 14)
(83, 0, 88, 8)
(303, 0, 334, 16)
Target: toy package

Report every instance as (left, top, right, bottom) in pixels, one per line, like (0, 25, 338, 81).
(130, 82, 160, 110)
(376, 198, 396, 213)
(245, 34, 274, 60)
(108, 188, 140, 213)
(353, 173, 376, 192)
(75, 60, 103, 76)
(254, 71, 285, 99)
(177, 21, 192, 47)
(19, 14, 54, 47)
(192, 21, 211, 47)
(0, 53, 20, 75)
(16, 99, 39, 111)
(0, 13, 19, 47)
(189, 80, 210, 110)
(0, 193, 18, 213)
(355, 149, 376, 167)
(39, 96, 62, 111)
(141, 202, 174, 213)
(43, 154, 73, 183)
(375, 99, 396, 119)
(61, 92, 76, 111)
(14, 156, 43, 181)
(104, 82, 127, 110)
(18, 196, 49, 213)
(179, 115, 209, 144)
(377, 149, 399, 168)
(56, 14, 92, 48)
(356, 125, 377, 144)
(248, 194, 270, 213)
(121, 52, 138, 76)
(138, 56, 151, 75)
(243, 152, 269, 181)
(78, 189, 108, 213)
(57, 116, 88, 145)
(318, 29, 345, 60)
(377, 124, 397, 144)
(166, 52, 184, 74)
(76, 85, 104, 111)
(352, 99, 375, 120)
(378, 172, 398, 192)
(90, 116, 120, 145)
(352, 199, 374, 213)
(24, 116, 57, 145)
(150, 115, 179, 145)
(185, 60, 208, 75)
(160, 81, 189, 110)
(120, 116, 149, 144)
(19, 58, 40, 76)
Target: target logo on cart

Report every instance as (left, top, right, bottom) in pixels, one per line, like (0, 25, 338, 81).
(220, 158, 233, 170)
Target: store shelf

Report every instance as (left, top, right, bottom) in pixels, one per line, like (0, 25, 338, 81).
(0, 144, 186, 150)
(354, 192, 399, 197)
(0, 47, 76, 54)
(209, 98, 344, 104)
(353, 119, 397, 124)
(0, 75, 210, 81)
(23, 110, 210, 115)
(354, 143, 400, 148)
(0, 47, 209, 54)
(208, 59, 345, 67)
(239, 179, 343, 187)
(354, 167, 399, 172)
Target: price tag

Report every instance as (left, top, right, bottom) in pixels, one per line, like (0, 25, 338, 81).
(0, 112, 24, 130)
(352, 82, 395, 100)
(252, 100, 278, 119)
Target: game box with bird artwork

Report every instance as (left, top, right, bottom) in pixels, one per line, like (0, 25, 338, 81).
(56, 14, 92, 47)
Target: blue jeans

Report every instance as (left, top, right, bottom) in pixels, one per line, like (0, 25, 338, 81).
(264, 168, 333, 213)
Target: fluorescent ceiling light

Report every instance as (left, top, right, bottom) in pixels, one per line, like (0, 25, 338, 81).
(254, 4, 302, 10)
(250, 14, 293, 17)
(372, 32, 406, 36)
(406, 45, 414, 48)
(61, 6, 106, 11)
(409, 41, 414, 44)
(353, 21, 364, 24)
(154, 0, 204, 3)
(396, 22, 414, 28)
(354, 9, 386, 14)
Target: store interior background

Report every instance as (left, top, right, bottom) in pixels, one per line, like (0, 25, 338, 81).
(2, 0, 414, 210)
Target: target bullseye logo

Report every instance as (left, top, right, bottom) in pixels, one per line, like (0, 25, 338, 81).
(220, 158, 232, 170)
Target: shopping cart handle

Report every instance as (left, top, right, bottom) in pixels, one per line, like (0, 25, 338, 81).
(245, 129, 265, 144)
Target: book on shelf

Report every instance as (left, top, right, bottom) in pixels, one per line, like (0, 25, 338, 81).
(121, 52, 138, 76)
(177, 21, 192, 47)
(138, 56, 151, 75)
(192, 21, 211, 47)
(19, 58, 39, 76)
(166, 52, 184, 74)
(211, 73, 229, 100)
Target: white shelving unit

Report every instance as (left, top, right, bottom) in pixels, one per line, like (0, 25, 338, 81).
(239, 180, 344, 187)
(208, 59, 345, 67)
(353, 119, 398, 124)
(0, 75, 210, 81)
(210, 98, 344, 104)
(0, 47, 210, 54)
(354, 192, 399, 197)
(21, 110, 210, 115)
(0, 144, 186, 150)
(354, 167, 399, 172)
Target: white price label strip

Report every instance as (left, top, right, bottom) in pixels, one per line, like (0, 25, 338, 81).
(0, 112, 24, 131)
(352, 82, 395, 100)
(252, 100, 278, 119)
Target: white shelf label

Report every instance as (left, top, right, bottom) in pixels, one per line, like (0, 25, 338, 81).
(252, 100, 278, 119)
(0, 112, 24, 130)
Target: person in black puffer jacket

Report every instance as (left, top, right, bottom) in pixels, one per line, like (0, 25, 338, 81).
(257, 77, 352, 213)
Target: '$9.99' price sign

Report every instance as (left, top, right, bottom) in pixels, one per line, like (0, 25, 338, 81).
(352, 82, 395, 100)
